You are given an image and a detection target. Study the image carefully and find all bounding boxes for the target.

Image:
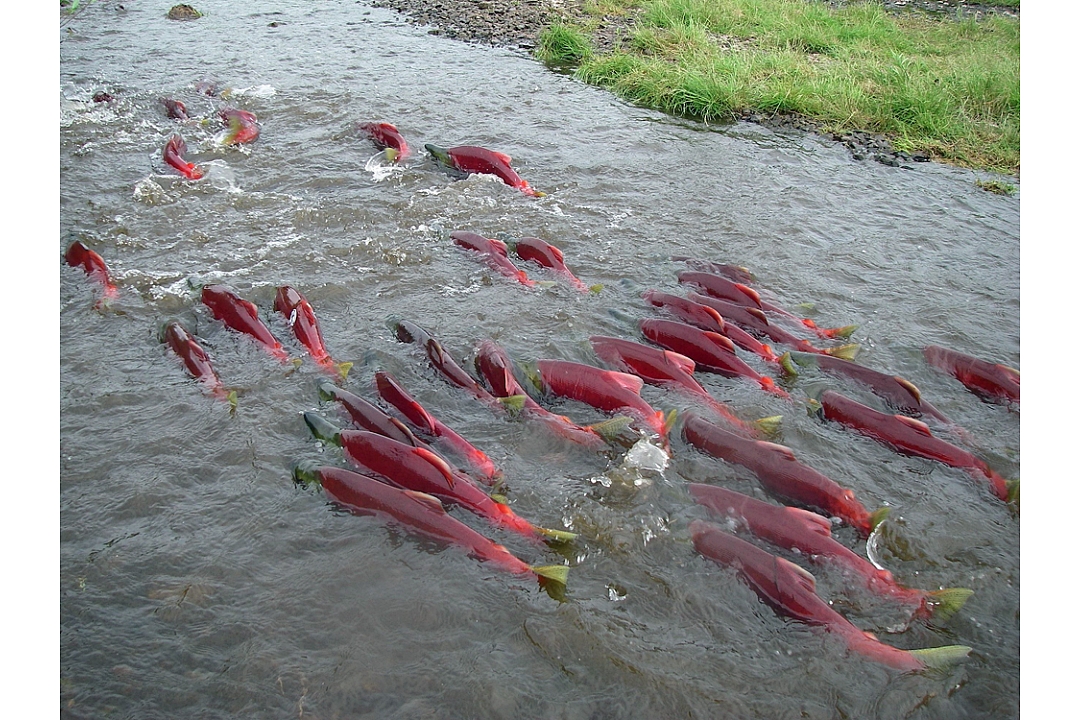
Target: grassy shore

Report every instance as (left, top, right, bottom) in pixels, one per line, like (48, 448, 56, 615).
(537, 0, 1019, 174)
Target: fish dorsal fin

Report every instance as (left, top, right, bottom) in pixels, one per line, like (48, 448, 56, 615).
(607, 370, 645, 393)
(736, 283, 762, 306)
(894, 376, 922, 403)
(895, 415, 932, 436)
(493, 151, 513, 164)
(786, 507, 834, 536)
(389, 417, 422, 446)
(704, 330, 736, 353)
(490, 237, 509, 255)
(405, 490, 447, 514)
(547, 243, 565, 262)
(701, 305, 725, 328)
(663, 350, 697, 375)
(757, 441, 797, 460)
(747, 307, 770, 325)
(413, 446, 458, 488)
(998, 364, 1021, 381)
(777, 557, 818, 592)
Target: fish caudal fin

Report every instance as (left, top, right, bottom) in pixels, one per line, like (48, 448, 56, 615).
(908, 645, 973, 672)
(534, 526, 578, 544)
(869, 506, 891, 532)
(586, 416, 636, 442)
(1006, 479, 1019, 506)
(337, 361, 354, 381)
(753, 415, 784, 437)
(530, 564, 569, 586)
(821, 324, 859, 339)
(824, 343, 861, 360)
(497, 394, 527, 414)
(926, 588, 975, 624)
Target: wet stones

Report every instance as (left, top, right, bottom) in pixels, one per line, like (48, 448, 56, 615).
(167, 4, 202, 20)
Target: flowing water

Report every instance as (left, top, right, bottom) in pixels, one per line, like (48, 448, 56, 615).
(60, 2, 1019, 718)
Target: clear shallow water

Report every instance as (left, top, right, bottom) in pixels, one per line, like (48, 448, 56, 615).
(60, 2, 1019, 718)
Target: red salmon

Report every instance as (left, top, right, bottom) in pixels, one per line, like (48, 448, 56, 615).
(201, 284, 291, 363)
(161, 320, 233, 403)
(64, 240, 119, 305)
(274, 286, 350, 378)
(450, 231, 536, 287)
(691, 520, 971, 672)
(426, 144, 545, 197)
(358, 121, 410, 162)
(642, 290, 778, 362)
(923, 344, 1019, 407)
(220, 108, 260, 144)
(163, 134, 205, 180)
(507, 236, 593, 292)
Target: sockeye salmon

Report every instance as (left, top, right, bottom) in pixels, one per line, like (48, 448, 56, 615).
(163, 134, 205, 180)
(426, 144, 545, 197)
(201, 284, 291, 363)
(923, 344, 1019, 407)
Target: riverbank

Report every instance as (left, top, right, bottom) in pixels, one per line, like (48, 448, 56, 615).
(370, 0, 1019, 176)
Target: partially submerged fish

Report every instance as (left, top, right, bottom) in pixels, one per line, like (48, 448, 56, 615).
(161, 98, 189, 120)
(505, 236, 597, 292)
(274, 286, 351, 379)
(642, 290, 778, 362)
(682, 413, 886, 536)
(161, 320, 235, 405)
(814, 390, 1016, 503)
(293, 462, 568, 587)
(923, 344, 1019, 407)
(219, 108, 260, 144)
(688, 483, 972, 623)
(357, 121, 410, 162)
(426, 144, 545, 197)
(64, 240, 119, 306)
(690, 519, 971, 672)
(450, 231, 536, 287)
(640, 319, 787, 397)
(162, 134, 205, 180)
(201, 284, 291, 363)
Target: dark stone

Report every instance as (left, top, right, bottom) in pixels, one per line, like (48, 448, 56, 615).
(167, 4, 202, 20)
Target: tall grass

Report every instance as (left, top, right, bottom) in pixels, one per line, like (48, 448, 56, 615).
(536, 0, 1019, 173)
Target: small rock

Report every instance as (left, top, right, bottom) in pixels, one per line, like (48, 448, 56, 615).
(167, 4, 202, 20)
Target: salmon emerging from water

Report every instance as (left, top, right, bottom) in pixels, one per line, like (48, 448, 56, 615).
(65, 240, 119, 306)
(426, 144, 545, 197)
(358, 121, 410, 162)
(923, 344, 1019, 407)
(201, 284, 291, 363)
(163, 134, 205, 180)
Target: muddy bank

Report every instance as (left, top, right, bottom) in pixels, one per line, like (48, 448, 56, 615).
(368, 0, 1017, 172)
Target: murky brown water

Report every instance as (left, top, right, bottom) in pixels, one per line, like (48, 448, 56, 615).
(61, 2, 1018, 718)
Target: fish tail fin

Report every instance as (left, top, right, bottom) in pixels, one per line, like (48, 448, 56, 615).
(588, 283, 604, 294)
(753, 415, 784, 437)
(869, 506, 891, 532)
(662, 409, 679, 436)
(926, 588, 975, 624)
(824, 343, 860, 360)
(908, 645, 973, 672)
(1006, 479, 1019, 506)
(587, 415, 635, 442)
(226, 389, 239, 413)
(778, 352, 799, 377)
(821, 324, 859, 339)
(534, 526, 578, 544)
(336, 361, 353, 381)
(530, 564, 569, 586)
(384, 148, 399, 163)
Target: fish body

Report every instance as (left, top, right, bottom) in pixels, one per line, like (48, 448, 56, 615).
(318, 380, 421, 447)
(391, 320, 503, 408)
(682, 413, 878, 536)
(161, 98, 189, 120)
(201, 284, 291, 362)
(678, 271, 764, 309)
(426, 144, 544, 196)
(450, 231, 535, 287)
(643, 290, 777, 362)
(923, 345, 1019, 406)
(64, 241, 119, 302)
(509, 237, 589, 291)
(374, 371, 502, 485)
(690, 520, 969, 671)
(358, 121, 410, 162)
(676, 257, 756, 285)
(274, 286, 337, 371)
(782, 351, 947, 422)
(332, 429, 544, 541)
(474, 340, 609, 450)
(589, 335, 758, 436)
(816, 390, 1010, 501)
(163, 134, 205, 180)
(688, 484, 961, 620)
(535, 359, 667, 443)
(162, 320, 230, 400)
(294, 464, 566, 584)
(640, 319, 786, 397)
(219, 108, 260, 144)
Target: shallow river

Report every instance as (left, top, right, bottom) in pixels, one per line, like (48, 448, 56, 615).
(60, 2, 1019, 718)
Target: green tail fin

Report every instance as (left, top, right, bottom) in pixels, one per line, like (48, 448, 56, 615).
(537, 280, 558, 289)
(303, 411, 342, 446)
(1006, 479, 1019, 506)
(587, 415, 635, 442)
(497, 394, 527, 414)
(828, 324, 859, 339)
(926, 587, 974, 624)
(337, 361, 353, 381)
(663, 409, 679, 435)
(227, 390, 239, 414)
(384, 148, 399, 163)
(869, 506, 891, 531)
(754, 415, 783, 436)
(530, 564, 569, 586)
(824, 343, 860, 360)
(535, 527, 578, 544)
(779, 352, 799, 377)
(908, 644, 972, 671)
(589, 284, 604, 294)
(291, 460, 323, 487)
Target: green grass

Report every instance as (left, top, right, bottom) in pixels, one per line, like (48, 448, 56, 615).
(536, 0, 1019, 173)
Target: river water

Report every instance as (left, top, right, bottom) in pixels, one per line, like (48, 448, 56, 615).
(60, 2, 1019, 718)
